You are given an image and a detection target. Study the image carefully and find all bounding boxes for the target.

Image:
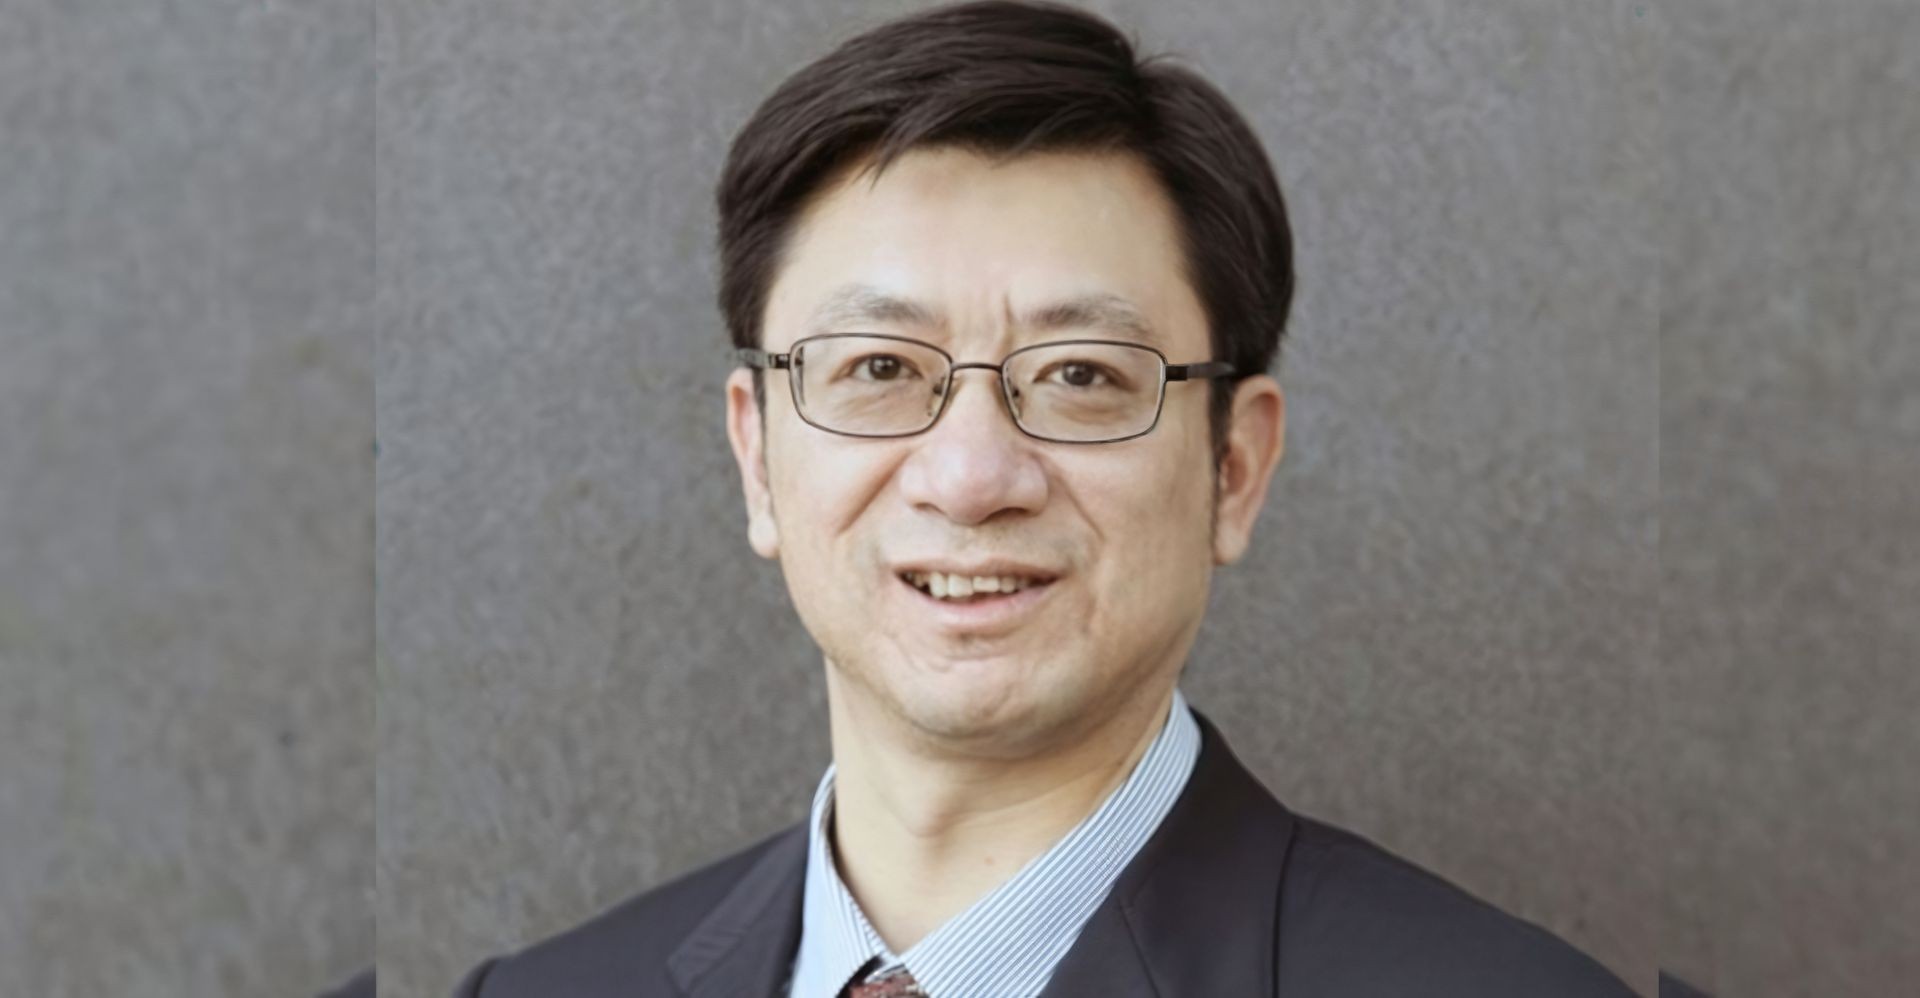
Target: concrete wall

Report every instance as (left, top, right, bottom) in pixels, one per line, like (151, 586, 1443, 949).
(1657, 1, 1920, 992)
(0, 1, 373, 994)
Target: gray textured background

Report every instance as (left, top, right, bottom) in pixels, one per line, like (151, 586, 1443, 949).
(1657, 1, 1920, 993)
(4, 0, 1916, 996)
(0, 0, 373, 995)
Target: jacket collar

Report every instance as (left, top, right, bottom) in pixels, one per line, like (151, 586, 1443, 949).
(1038, 709, 1297, 996)
(667, 708, 1296, 998)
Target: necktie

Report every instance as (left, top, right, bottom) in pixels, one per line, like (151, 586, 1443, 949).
(844, 961, 927, 998)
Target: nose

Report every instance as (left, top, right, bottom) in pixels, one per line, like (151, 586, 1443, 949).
(896, 367, 1048, 526)
(935, 363, 1022, 430)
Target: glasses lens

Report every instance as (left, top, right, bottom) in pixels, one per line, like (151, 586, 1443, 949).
(793, 335, 949, 435)
(1004, 341, 1163, 442)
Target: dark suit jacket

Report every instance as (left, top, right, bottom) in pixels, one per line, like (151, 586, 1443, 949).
(454, 709, 1639, 997)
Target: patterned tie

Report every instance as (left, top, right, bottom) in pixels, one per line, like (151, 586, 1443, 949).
(843, 960, 927, 998)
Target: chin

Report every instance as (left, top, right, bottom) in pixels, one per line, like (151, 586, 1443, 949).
(902, 673, 1079, 742)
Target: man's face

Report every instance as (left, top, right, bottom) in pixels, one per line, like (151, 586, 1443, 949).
(725, 146, 1281, 755)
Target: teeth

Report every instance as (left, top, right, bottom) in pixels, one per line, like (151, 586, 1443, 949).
(905, 570, 1046, 599)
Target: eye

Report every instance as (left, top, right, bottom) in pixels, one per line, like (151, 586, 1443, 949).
(844, 353, 920, 382)
(1040, 360, 1118, 389)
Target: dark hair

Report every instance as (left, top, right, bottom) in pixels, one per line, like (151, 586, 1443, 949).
(716, 0, 1293, 469)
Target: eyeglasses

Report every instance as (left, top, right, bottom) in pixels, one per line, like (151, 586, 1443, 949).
(736, 333, 1237, 444)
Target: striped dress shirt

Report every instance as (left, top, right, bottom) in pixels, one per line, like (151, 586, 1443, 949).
(783, 686, 1202, 998)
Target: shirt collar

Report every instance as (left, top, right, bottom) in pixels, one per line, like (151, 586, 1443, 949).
(788, 686, 1201, 998)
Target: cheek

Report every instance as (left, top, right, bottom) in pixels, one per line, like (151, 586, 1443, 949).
(1149, 456, 1217, 574)
(770, 439, 896, 563)
(1085, 453, 1212, 584)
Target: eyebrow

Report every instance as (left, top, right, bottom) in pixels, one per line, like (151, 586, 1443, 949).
(804, 283, 1162, 347)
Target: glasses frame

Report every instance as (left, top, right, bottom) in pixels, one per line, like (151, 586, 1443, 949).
(736, 332, 1238, 445)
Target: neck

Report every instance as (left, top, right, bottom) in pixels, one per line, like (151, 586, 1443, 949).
(821, 669, 1175, 954)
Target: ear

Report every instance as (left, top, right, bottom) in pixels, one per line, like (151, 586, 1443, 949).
(725, 368, 781, 559)
(1211, 375, 1286, 566)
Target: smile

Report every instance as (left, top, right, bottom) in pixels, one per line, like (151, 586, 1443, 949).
(901, 569, 1049, 600)
(894, 570, 1057, 631)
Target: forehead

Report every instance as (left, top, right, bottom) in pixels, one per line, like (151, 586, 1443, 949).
(763, 146, 1206, 354)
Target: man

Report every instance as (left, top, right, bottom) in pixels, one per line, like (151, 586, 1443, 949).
(452, 2, 1636, 995)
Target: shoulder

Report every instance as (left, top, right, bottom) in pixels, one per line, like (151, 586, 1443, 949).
(1277, 814, 1638, 997)
(315, 967, 374, 998)
(451, 823, 802, 998)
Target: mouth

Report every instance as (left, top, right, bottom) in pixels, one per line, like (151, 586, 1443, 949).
(897, 568, 1055, 599)
(893, 569, 1058, 629)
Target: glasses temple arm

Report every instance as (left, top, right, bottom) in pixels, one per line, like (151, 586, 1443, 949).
(735, 347, 790, 370)
(1165, 361, 1237, 381)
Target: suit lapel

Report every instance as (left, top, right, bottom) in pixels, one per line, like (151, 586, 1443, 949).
(667, 821, 808, 998)
(1041, 710, 1297, 997)
(665, 709, 1295, 998)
